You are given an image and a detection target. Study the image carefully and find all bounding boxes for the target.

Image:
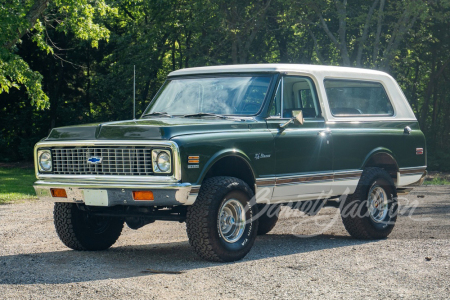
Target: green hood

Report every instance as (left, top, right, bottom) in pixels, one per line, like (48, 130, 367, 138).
(46, 117, 258, 140)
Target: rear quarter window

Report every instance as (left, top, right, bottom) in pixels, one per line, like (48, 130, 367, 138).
(324, 79, 394, 116)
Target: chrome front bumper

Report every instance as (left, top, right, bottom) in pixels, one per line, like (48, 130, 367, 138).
(34, 180, 199, 206)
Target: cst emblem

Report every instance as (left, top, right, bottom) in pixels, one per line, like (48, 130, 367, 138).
(255, 153, 271, 160)
(87, 156, 103, 164)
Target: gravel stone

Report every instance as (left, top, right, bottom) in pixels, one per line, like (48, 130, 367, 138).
(0, 186, 449, 299)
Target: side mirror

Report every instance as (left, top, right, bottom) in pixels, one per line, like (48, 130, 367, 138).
(279, 110, 304, 129)
(292, 110, 304, 125)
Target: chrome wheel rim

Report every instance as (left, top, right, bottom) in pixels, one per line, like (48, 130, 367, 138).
(368, 185, 389, 223)
(218, 199, 246, 243)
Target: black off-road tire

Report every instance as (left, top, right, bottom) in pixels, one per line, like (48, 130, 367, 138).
(186, 176, 259, 262)
(340, 167, 398, 239)
(54, 203, 124, 251)
(256, 204, 280, 235)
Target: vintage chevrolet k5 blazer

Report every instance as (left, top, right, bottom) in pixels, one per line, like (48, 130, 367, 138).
(33, 64, 426, 262)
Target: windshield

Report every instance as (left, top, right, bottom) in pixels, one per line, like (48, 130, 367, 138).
(143, 76, 272, 116)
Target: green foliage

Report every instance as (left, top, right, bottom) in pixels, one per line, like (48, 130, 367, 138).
(0, 167, 37, 203)
(0, 0, 117, 109)
(424, 174, 450, 186)
(0, 49, 48, 109)
(0, 0, 449, 171)
(54, 0, 117, 48)
(428, 149, 450, 172)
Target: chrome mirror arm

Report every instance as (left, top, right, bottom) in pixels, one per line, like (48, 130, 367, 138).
(279, 118, 295, 128)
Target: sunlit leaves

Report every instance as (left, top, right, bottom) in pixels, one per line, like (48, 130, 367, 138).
(0, 50, 49, 109)
(0, 0, 118, 109)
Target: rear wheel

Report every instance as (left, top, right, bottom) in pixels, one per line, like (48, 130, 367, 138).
(341, 168, 398, 239)
(186, 176, 259, 262)
(54, 203, 124, 250)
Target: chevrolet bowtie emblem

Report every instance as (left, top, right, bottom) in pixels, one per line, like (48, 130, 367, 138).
(87, 156, 103, 164)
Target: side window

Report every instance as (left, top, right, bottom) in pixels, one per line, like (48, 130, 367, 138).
(324, 79, 394, 116)
(282, 76, 320, 118)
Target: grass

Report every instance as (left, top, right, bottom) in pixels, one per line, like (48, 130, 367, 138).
(0, 167, 37, 204)
(424, 175, 450, 185)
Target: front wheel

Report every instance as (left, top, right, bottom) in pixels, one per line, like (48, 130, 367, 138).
(341, 167, 398, 239)
(54, 203, 124, 251)
(186, 176, 259, 262)
(256, 204, 280, 235)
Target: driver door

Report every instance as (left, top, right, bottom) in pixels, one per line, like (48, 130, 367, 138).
(265, 75, 333, 202)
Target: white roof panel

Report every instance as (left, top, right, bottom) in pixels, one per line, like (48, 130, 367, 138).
(168, 64, 417, 121)
(168, 64, 388, 77)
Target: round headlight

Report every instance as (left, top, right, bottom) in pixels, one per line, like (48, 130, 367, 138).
(156, 152, 171, 172)
(39, 151, 52, 171)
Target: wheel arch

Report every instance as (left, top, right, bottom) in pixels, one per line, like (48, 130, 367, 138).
(361, 148, 399, 183)
(197, 149, 256, 193)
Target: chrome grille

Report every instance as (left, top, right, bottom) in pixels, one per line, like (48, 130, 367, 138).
(52, 146, 155, 176)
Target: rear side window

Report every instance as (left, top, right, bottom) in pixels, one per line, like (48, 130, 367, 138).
(324, 79, 394, 116)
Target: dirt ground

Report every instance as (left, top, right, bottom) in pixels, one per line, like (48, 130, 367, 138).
(0, 186, 449, 299)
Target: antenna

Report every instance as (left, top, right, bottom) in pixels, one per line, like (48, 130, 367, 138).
(133, 65, 136, 120)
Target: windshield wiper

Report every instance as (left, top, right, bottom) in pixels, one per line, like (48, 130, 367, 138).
(183, 112, 227, 119)
(142, 111, 172, 118)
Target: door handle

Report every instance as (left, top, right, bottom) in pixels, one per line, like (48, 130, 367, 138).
(318, 129, 331, 137)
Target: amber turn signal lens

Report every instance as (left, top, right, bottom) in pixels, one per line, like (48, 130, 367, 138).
(132, 191, 154, 201)
(51, 188, 67, 198)
(188, 156, 199, 164)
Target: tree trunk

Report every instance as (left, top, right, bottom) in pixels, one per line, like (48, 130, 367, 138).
(184, 30, 191, 68)
(334, 0, 351, 66)
(4, 0, 50, 49)
(86, 45, 91, 119)
(355, 0, 379, 67)
(372, 0, 385, 66)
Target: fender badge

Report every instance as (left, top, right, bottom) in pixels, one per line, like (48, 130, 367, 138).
(416, 148, 424, 155)
(255, 153, 271, 160)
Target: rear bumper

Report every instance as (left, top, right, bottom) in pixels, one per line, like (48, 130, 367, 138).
(33, 180, 198, 206)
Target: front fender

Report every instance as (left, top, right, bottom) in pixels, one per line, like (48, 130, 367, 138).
(195, 148, 255, 186)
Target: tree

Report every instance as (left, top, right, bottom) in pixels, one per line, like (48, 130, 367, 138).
(303, 0, 428, 70)
(0, 0, 117, 109)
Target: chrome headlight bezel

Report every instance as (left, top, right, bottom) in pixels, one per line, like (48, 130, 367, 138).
(37, 149, 52, 172)
(152, 149, 172, 174)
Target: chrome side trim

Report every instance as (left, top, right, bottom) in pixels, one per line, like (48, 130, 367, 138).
(276, 174, 333, 185)
(399, 166, 427, 175)
(255, 177, 276, 187)
(256, 170, 362, 187)
(256, 170, 362, 203)
(333, 170, 362, 180)
(34, 140, 182, 183)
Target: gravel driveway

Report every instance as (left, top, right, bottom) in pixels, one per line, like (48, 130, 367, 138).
(0, 186, 449, 299)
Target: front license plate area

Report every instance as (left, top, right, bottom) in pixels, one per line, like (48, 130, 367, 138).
(83, 189, 109, 206)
